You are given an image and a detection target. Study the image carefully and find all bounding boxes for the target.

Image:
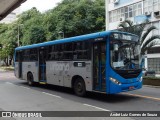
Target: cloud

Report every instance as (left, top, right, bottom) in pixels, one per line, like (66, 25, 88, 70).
(20, 0, 62, 12)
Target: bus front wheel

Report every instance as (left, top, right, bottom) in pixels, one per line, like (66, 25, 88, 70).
(73, 78, 86, 97)
(27, 73, 34, 86)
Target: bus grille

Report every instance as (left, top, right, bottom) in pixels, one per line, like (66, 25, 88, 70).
(115, 69, 141, 79)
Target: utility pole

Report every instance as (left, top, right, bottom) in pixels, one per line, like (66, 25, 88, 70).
(16, 24, 23, 46)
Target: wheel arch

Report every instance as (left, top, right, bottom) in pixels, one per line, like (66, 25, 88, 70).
(27, 71, 34, 81)
(71, 75, 85, 88)
(27, 71, 32, 77)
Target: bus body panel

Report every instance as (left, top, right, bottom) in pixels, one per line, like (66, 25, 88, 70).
(14, 31, 142, 95)
(46, 61, 92, 91)
(15, 62, 21, 79)
(22, 62, 39, 82)
(109, 80, 142, 94)
(108, 68, 142, 94)
(15, 31, 111, 51)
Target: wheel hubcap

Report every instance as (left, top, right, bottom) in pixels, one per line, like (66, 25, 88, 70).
(28, 74, 33, 85)
(77, 83, 82, 92)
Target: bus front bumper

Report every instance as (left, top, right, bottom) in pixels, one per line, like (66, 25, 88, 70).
(109, 81, 142, 94)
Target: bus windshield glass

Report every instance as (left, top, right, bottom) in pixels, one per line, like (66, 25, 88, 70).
(110, 33, 141, 70)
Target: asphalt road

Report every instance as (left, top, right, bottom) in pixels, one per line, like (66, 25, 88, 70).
(0, 71, 160, 120)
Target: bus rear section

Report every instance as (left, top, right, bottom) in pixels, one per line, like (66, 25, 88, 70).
(14, 49, 39, 85)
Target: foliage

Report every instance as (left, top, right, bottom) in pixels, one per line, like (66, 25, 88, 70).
(143, 76, 160, 80)
(17, 7, 45, 45)
(0, 0, 105, 65)
(43, 0, 105, 40)
(118, 20, 160, 55)
(0, 23, 18, 65)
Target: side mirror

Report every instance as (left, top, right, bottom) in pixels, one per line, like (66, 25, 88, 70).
(142, 68, 147, 71)
(113, 44, 118, 51)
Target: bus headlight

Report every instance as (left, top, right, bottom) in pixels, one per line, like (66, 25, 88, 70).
(110, 77, 121, 85)
(139, 77, 143, 82)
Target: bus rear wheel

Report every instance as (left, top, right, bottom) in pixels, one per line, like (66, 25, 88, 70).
(73, 78, 86, 97)
(27, 73, 34, 86)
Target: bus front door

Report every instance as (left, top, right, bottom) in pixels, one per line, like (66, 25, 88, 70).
(93, 42, 106, 92)
(18, 51, 22, 78)
(39, 48, 46, 83)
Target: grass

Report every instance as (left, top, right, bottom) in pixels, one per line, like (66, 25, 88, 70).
(0, 66, 14, 71)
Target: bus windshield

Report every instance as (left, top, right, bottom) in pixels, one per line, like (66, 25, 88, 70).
(110, 39, 141, 70)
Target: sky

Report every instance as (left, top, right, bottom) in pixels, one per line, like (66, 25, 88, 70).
(20, 0, 62, 13)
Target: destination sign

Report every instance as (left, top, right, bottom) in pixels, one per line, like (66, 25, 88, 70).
(111, 33, 139, 41)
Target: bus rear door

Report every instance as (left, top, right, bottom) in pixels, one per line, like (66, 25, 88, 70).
(18, 51, 23, 78)
(93, 41, 106, 92)
(39, 47, 46, 83)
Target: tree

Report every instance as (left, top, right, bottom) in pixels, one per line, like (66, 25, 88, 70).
(43, 0, 105, 40)
(0, 23, 18, 66)
(118, 20, 160, 55)
(0, 0, 105, 66)
(0, 43, 15, 66)
(17, 7, 45, 45)
(24, 26, 46, 44)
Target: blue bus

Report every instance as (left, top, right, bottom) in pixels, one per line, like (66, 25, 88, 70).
(14, 31, 142, 96)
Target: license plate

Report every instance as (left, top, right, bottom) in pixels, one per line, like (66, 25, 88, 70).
(129, 86, 134, 90)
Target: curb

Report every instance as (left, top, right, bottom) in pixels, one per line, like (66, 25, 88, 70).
(143, 85, 160, 88)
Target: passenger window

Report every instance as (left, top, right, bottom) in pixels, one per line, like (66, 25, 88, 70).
(47, 40, 91, 61)
(23, 50, 30, 61)
(30, 49, 38, 61)
(63, 43, 73, 60)
(48, 44, 63, 61)
(73, 41, 91, 60)
(48, 45, 55, 60)
(15, 51, 20, 62)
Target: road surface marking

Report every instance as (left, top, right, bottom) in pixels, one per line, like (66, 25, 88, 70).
(5, 82, 14, 85)
(42, 92, 62, 98)
(83, 104, 110, 111)
(122, 93, 160, 101)
(20, 86, 31, 89)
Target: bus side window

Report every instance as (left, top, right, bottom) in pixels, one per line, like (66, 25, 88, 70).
(63, 43, 73, 60)
(15, 51, 19, 62)
(73, 41, 90, 60)
(30, 49, 38, 61)
(57, 44, 63, 60)
(48, 45, 55, 60)
(23, 50, 30, 61)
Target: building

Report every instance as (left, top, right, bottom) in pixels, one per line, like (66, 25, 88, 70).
(145, 45, 160, 74)
(0, 7, 20, 24)
(106, 0, 160, 75)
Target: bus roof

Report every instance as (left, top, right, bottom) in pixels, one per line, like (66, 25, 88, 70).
(15, 30, 138, 51)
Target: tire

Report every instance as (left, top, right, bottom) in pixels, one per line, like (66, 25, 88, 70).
(27, 73, 34, 86)
(73, 78, 86, 97)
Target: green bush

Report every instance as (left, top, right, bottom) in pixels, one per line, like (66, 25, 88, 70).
(143, 76, 160, 80)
